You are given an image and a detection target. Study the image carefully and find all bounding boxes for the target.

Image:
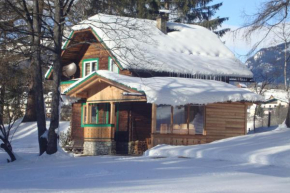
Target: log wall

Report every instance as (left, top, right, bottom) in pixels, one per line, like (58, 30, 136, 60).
(72, 38, 132, 78)
(86, 83, 146, 102)
(205, 103, 247, 143)
(84, 126, 114, 142)
(71, 103, 84, 140)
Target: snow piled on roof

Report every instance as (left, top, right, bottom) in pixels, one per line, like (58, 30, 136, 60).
(65, 70, 263, 105)
(264, 89, 289, 103)
(71, 14, 253, 78)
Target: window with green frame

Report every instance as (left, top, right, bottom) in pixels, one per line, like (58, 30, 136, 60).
(108, 57, 119, 73)
(82, 103, 110, 125)
(82, 58, 99, 77)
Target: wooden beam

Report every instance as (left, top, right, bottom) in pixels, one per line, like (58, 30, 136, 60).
(75, 92, 88, 98)
(88, 104, 92, 124)
(110, 102, 115, 124)
(86, 103, 89, 124)
(110, 102, 115, 139)
(68, 78, 100, 96)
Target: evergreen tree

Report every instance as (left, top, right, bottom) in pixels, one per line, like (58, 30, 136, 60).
(82, 0, 229, 36)
(155, 0, 229, 36)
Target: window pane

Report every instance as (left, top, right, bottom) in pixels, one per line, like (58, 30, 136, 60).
(173, 106, 187, 134)
(173, 106, 186, 125)
(88, 103, 110, 124)
(189, 106, 204, 134)
(156, 106, 171, 133)
(85, 63, 90, 76)
(109, 58, 113, 71)
(91, 105, 98, 123)
(92, 61, 98, 71)
(112, 63, 119, 73)
(83, 106, 87, 124)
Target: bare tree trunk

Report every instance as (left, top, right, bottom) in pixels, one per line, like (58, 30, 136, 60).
(23, 80, 37, 122)
(0, 85, 4, 125)
(0, 135, 16, 162)
(285, 42, 288, 91)
(32, 0, 47, 155)
(46, 0, 63, 154)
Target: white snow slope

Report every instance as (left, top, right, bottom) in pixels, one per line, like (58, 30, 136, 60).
(0, 122, 289, 193)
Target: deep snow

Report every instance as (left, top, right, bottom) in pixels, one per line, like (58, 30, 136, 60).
(0, 121, 289, 193)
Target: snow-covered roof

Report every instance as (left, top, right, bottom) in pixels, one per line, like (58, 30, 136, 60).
(64, 70, 263, 105)
(264, 89, 289, 103)
(70, 14, 253, 78)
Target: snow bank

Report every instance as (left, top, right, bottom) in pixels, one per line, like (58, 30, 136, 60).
(65, 70, 264, 105)
(71, 14, 252, 78)
(0, 121, 71, 164)
(145, 124, 290, 168)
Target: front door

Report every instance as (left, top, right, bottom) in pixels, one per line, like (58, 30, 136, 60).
(115, 103, 131, 154)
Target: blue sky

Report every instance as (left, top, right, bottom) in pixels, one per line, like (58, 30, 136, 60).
(213, 0, 265, 26)
(211, 0, 268, 59)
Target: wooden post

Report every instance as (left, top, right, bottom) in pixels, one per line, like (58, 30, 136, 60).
(86, 103, 89, 124)
(110, 102, 115, 124)
(110, 102, 115, 139)
(151, 104, 157, 134)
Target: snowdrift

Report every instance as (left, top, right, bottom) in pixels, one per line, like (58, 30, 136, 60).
(145, 124, 290, 168)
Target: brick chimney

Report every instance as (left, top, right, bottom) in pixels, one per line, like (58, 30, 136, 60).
(156, 15, 167, 34)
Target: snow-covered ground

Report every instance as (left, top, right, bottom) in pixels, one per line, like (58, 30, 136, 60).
(0, 121, 290, 193)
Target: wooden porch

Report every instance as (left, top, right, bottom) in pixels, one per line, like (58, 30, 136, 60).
(149, 102, 249, 148)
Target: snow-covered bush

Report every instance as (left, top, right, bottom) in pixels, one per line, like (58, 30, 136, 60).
(59, 127, 72, 148)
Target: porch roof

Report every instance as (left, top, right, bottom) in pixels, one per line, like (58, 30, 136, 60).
(64, 70, 264, 105)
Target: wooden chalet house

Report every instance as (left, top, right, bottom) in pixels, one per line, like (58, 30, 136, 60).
(46, 14, 263, 155)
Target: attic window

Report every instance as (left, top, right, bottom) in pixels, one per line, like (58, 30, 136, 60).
(108, 57, 119, 73)
(82, 58, 99, 77)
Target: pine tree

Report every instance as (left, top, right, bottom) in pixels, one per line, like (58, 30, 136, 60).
(82, 0, 229, 36)
(156, 0, 229, 36)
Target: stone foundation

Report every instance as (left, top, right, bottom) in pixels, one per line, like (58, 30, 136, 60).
(83, 141, 116, 155)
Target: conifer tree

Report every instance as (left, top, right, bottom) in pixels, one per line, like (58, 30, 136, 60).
(82, 0, 229, 36)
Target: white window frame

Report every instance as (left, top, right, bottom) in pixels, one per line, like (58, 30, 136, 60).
(82, 59, 99, 77)
(108, 57, 119, 73)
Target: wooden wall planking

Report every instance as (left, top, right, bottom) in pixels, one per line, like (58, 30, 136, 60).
(205, 103, 247, 143)
(71, 103, 84, 141)
(85, 82, 146, 102)
(84, 126, 113, 141)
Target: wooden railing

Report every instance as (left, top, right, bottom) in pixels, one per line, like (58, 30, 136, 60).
(151, 133, 206, 147)
(156, 123, 206, 135)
